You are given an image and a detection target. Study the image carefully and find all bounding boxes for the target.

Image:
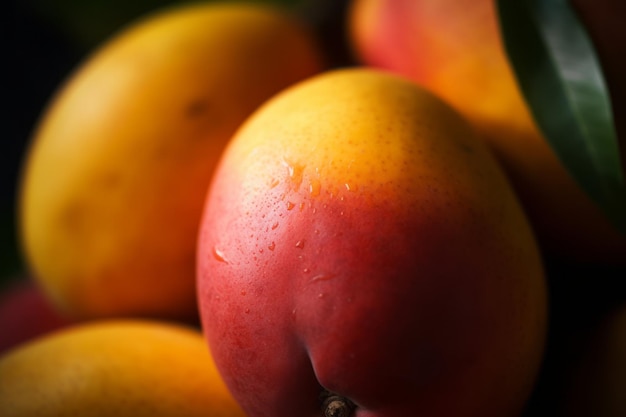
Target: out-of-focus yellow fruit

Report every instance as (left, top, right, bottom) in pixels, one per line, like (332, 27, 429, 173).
(0, 320, 246, 417)
(18, 2, 325, 321)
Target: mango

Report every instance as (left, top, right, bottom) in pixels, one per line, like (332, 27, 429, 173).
(348, 0, 626, 263)
(0, 320, 246, 417)
(18, 2, 324, 320)
(196, 68, 547, 417)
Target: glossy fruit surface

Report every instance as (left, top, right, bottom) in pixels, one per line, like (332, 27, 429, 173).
(0, 320, 246, 417)
(348, 0, 626, 262)
(197, 68, 547, 417)
(18, 2, 324, 320)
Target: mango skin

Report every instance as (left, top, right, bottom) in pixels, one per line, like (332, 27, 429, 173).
(0, 320, 246, 417)
(197, 69, 547, 417)
(348, 0, 626, 263)
(18, 2, 324, 321)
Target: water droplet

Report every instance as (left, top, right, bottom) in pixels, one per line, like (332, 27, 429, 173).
(299, 202, 305, 211)
(212, 246, 229, 263)
(286, 201, 295, 210)
(303, 268, 310, 273)
(268, 178, 279, 189)
(282, 157, 304, 190)
(309, 179, 321, 196)
(244, 308, 250, 314)
(240, 290, 247, 296)
(311, 273, 336, 283)
(318, 293, 325, 299)
(268, 242, 276, 251)
(271, 222, 279, 230)
(295, 240, 305, 249)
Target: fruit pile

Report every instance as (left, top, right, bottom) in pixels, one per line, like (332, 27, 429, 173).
(1, 1, 624, 416)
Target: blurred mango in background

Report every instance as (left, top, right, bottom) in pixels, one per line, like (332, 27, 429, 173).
(16, 1, 326, 321)
(0, 320, 247, 417)
(3, 0, 351, 288)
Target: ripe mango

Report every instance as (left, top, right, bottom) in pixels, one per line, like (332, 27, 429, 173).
(196, 68, 547, 417)
(348, 0, 626, 262)
(18, 2, 324, 320)
(0, 320, 246, 417)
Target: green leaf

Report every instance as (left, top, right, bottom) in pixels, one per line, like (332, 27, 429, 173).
(496, 0, 626, 234)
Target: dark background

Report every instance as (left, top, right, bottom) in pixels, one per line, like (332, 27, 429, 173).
(4, 0, 87, 283)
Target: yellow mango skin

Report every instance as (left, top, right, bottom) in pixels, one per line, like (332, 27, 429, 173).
(349, 0, 626, 263)
(18, 2, 324, 320)
(0, 320, 246, 417)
